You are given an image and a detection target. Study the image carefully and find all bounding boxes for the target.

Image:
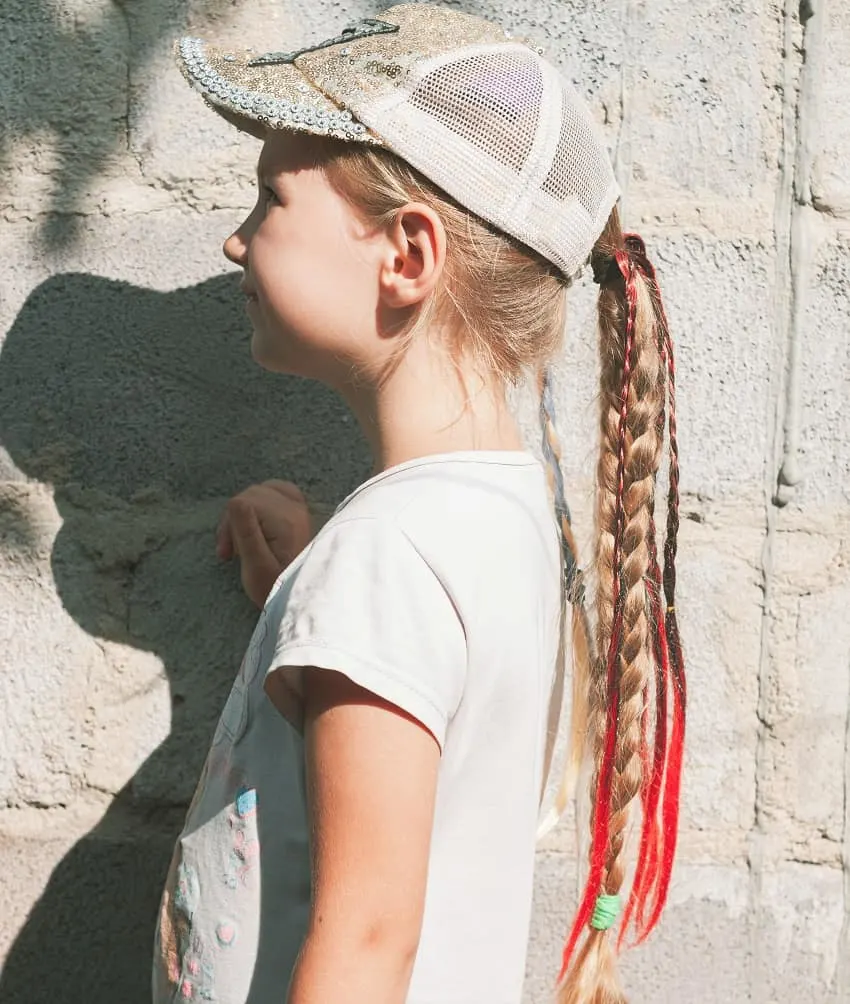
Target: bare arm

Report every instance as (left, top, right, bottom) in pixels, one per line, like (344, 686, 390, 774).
(286, 669, 440, 1004)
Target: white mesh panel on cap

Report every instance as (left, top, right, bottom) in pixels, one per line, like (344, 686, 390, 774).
(351, 44, 619, 278)
(505, 57, 619, 276)
(538, 77, 619, 236)
(407, 49, 544, 173)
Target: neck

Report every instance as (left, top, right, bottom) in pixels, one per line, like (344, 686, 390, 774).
(338, 336, 525, 475)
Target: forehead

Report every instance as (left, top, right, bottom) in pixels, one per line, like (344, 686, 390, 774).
(257, 130, 333, 177)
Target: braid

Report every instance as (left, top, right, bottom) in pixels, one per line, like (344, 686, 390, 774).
(537, 367, 596, 820)
(557, 209, 684, 1003)
(624, 249, 687, 940)
(621, 305, 669, 942)
(646, 306, 687, 936)
(538, 368, 584, 606)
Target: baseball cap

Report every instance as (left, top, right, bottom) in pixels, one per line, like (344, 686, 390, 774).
(175, 3, 619, 278)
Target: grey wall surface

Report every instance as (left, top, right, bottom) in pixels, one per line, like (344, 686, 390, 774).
(1, 1, 848, 1002)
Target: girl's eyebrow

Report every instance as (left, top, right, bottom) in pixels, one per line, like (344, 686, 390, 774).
(256, 163, 287, 190)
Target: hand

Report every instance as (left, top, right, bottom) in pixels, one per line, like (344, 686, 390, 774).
(217, 480, 314, 608)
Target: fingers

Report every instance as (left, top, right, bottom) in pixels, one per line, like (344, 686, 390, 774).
(227, 497, 279, 573)
(227, 496, 284, 608)
(263, 480, 307, 504)
(215, 480, 313, 607)
(216, 481, 302, 561)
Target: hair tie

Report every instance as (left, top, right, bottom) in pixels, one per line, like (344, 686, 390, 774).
(590, 253, 619, 286)
(592, 233, 652, 287)
(625, 232, 661, 284)
(623, 233, 647, 258)
(590, 893, 621, 931)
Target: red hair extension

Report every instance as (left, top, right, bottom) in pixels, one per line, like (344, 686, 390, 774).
(641, 321, 686, 939)
(559, 249, 639, 980)
(623, 235, 687, 943)
(559, 232, 687, 978)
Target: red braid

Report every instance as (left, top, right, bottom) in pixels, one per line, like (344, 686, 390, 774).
(558, 249, 640, 978)
(644, 319, 686, 938)
(558, 228, 687, 988)
(625, 241, 687, 941)
(626, 236, 690, 947)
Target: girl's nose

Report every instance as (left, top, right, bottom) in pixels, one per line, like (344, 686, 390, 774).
(223, 227, 249, 267)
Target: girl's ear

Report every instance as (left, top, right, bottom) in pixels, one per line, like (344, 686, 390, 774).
(378, 202, 446, 309)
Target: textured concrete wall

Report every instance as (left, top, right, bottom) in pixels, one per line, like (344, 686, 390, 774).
(0, 1, 848, 1002)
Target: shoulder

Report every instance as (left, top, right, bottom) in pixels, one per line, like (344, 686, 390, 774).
(310, 455, 562, 632)
(334, 452, 556, 555)
(270, 499, 469, 749)
(281, 453, 561, 628)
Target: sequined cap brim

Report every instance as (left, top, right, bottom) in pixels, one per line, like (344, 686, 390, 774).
(174, 2, 619, 279)
(175, 36, 383, 144)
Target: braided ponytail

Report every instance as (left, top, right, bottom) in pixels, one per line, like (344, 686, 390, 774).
(556, 208, 686, 1003)
(315, 137, 684, 999)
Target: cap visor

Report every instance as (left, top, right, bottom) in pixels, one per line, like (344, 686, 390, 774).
(175, 37, 380, 144)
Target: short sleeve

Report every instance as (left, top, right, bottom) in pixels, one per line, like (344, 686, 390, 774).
(266, 517, 467, 749)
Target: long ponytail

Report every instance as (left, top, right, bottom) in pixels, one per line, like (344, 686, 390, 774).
(555, 207, 687, 1003)
(318, 136, 685, 999)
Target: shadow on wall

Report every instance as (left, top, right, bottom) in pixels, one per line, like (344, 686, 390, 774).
(0, 273, 369, 1004)
(2, 0, 236, 250)
(3, 0, 498, 251)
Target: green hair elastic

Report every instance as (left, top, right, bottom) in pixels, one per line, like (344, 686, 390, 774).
(590, 894, 621, 931)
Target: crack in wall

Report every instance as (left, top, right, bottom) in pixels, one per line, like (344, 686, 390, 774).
(611, 0, 636, 215)
(832, 653, 850, 997)
(111, 0, 135, 161)
(750, 501, 774, 1003)
(749, 1, 809, 999)
(775, 0, 827, 506)
(110, 0, 147, 176)
(753, 9, 848, 995)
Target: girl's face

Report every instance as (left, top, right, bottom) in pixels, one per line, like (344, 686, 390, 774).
(223, 132, 385, 382)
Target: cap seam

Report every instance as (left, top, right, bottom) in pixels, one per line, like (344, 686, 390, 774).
(502, 55, 565, 237)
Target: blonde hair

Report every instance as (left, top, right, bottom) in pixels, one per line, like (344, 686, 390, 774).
(320, 139, 568, 380)
(315, 139, 685, 1004)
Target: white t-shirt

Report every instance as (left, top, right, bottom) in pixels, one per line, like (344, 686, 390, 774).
(153, 451, 563, 1004)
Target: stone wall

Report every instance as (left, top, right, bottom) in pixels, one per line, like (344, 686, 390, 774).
(1, 1, 848, 1002)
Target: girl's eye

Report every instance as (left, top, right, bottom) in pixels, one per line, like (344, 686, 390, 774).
(262, 185, 279, 208)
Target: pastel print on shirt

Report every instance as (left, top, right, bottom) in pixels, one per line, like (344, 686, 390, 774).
(157, 858, 216, 1002)
(155, 613, 268, 1002)
(222, 785, 260, 890)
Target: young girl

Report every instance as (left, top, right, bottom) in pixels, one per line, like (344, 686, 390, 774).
(157, 5, 686, 1003)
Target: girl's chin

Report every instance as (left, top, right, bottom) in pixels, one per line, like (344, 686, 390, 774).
(248, 329, 297, 375)
(248, 328, 275, 368)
